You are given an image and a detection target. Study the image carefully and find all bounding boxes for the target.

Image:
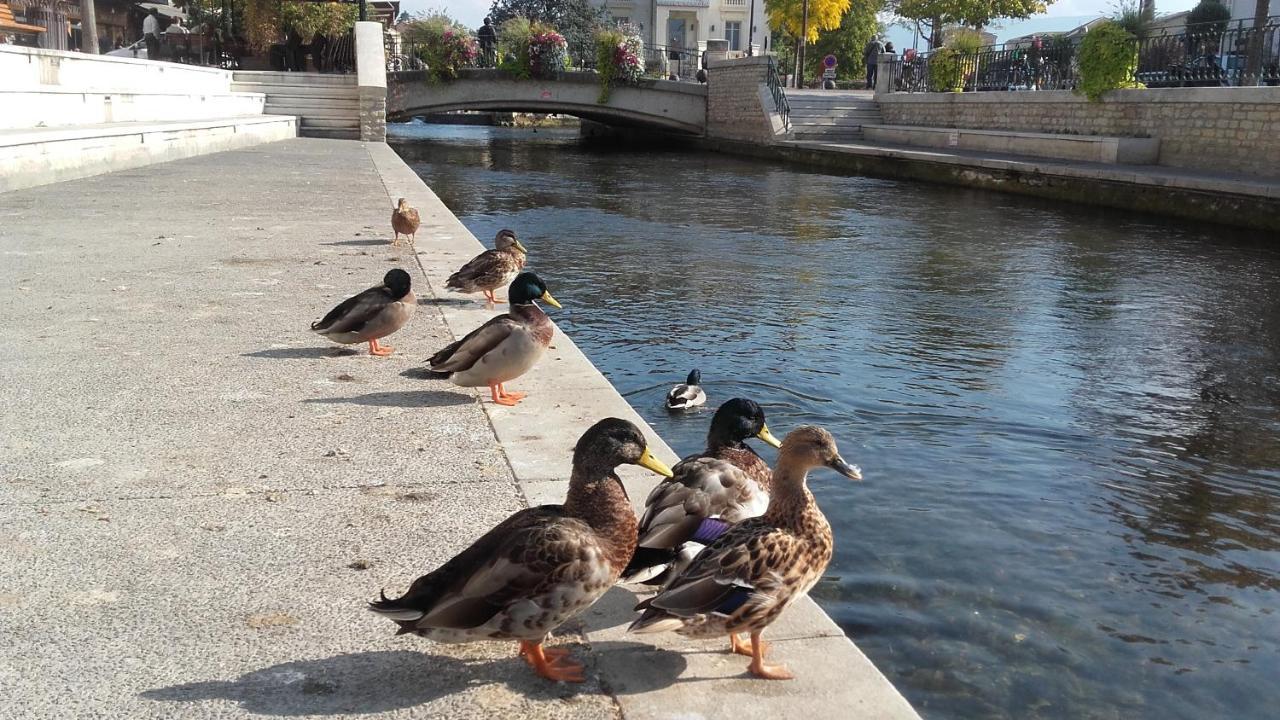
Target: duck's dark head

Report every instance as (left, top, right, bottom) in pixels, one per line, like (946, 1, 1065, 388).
(778, 425, 861, 480)
(685, 369, 702, 386)
(383, 268, 412, 299)
(708, 397, 782, 449)
(496, 229, 528, 255)
(508, 272, 561, 308)
(573, 418, 673, 478)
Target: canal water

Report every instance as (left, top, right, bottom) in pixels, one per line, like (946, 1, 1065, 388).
(390, 123, 1280, 720)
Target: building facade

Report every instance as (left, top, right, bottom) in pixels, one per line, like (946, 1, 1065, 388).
(594, 0, 769, 56)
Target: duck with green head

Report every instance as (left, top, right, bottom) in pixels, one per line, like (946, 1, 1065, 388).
(424, 272, 561, 406)
(310, 268, 415, 356)
(622, 398, 783, 586)
(369, 418, 674, 682)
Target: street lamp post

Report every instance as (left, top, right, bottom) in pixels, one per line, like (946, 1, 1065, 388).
(798, 0, 809, 88)
(747, 0, 756, 56)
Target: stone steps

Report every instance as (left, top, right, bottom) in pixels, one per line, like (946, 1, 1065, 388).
(787, 92, 882, 142)
(230, 72, 361, 140)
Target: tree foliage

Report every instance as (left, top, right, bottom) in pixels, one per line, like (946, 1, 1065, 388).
(895, 0, 1051, 30)
(766, 0, 853, 43)
(243, 0, 356, 49)
(1186, 0, 1231, 34)
(806, 0, 883, 79)
(1077, 20, 1142, 100)
(487, 0, 604, 61)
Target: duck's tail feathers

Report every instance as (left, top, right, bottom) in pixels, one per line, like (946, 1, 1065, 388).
(620, 546, 676, 585)
(368, 589, 426, 623)
(420, 368, 453, 380)
(627, 606, 683, 634)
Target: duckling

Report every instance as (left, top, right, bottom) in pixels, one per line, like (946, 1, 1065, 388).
(666, 369, 706, 410)
(424, 272, 560, 406)
(446, 229, 528, 304)
(622, 398, 782, 585)
(369, 418, 674, 683)
(391, 197, 420, 247)
(629, 426, 862, 680)
(311, 268, 415, 356)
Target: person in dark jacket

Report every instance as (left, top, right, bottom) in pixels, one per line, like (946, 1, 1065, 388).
(863, 35, 885, 88)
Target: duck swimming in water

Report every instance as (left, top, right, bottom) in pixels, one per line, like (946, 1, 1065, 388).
(629, 426, 862, 680)
(666, 369, 706, 410)
(369, 418, 674, 683)
(622, 398, 782, 585)
(424, 272, 560, 406)
(310, 268, 415, 356)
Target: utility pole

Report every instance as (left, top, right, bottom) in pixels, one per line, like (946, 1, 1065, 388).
(81, 0, 99, 54)
(747, 0, 756, 56)
(798, 0, 809, 88)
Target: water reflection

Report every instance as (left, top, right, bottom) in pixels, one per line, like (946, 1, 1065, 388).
(391, 124, 1280, 720)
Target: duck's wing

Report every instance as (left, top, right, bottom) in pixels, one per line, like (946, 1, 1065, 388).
(369, 506, 601, 631)
(446, 250, 517, 290)
(666, 384, 705, 408)
(638, 520, 794, 621)
(636, 457, 766, 551)
(311, 286, 395, 335)
(427, 314, 520, 372)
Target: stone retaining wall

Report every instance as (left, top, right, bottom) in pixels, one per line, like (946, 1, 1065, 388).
(878, 87, 1280, 177)
(706, 56, 786, 142)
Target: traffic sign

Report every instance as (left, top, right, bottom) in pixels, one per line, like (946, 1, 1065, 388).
(823, 67, 837, 79)
(823, 54, 838, 69)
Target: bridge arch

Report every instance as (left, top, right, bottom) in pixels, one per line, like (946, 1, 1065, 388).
(387, 69, 707, 135)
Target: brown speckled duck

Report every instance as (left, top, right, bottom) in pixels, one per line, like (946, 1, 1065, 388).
(391, 197, 420, 247)
(628, 425, 862, 680)
(621, 398, 782, 585)
(311, 269, 415, 356)
(424, 272, 560, 406)
(446, 229, 528, 304)
(368, 418, 674, 682)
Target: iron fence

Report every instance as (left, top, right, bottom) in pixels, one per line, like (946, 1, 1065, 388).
(766, 55, 790, 130)
(891, 16, 1280, 93)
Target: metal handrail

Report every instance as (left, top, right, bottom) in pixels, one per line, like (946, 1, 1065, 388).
(766, 55, 790, 130)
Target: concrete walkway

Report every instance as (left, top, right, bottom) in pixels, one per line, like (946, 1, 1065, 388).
(0, 138, 919, 719)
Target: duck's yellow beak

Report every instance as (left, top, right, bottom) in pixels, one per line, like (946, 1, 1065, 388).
(540, 291, 562, 309)
(756, 425, 783, 448)
(637, 447, 674, 478)
(514, 240, 529, 254)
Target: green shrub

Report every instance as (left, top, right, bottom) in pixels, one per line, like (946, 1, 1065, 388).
(594, 25, 644, 103)
(498, 16, 532, 78)
(1077, 20, 1143, 101)
(929, 47, 965, 92)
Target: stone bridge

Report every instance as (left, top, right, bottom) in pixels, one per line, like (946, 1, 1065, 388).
(386, 68, 708, 135)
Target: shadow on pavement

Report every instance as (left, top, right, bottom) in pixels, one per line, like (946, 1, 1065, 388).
(243, 347, 358, 359)
(322, 239, 390, 247)
(140, 644, 687, 713)
(302, 390, 473, 408)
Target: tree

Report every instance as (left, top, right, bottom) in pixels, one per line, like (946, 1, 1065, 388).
(242, 0, 357, 50)
(767, 0, 852, 85)
(1186, 0, 1230, 34)
(487, 0, 605, 62)
(1245, 0, 1271, 81)
(894, 0, 1051, 48)
(807, 0, 883, 80)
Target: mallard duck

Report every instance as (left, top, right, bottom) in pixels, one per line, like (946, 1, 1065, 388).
(311, 268, 415, 356)
(424, 272, 560, 406)
(369, 418, 674, 682)
(391, 197, 420, 247)
(446, 229, 528, 304)
(621, 398, 782, 585)
(629, 426, 862, 680)
(666, 369, 706, 410)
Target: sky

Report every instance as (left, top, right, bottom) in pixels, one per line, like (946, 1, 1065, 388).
(398, 0, 1206, 42)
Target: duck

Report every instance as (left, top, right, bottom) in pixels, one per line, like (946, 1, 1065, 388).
(391, 197, 420, 247)
(666, 369, 706, 410)
(369, 418, 674, 683)
(628, 426, 862, 680)
(424, 272, 560, 406)
(621, 398, 782, 585)
(311, 268, 415, 356)
(445, 229, 528, 304)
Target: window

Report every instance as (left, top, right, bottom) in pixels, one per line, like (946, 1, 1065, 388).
(725, 21, 741, 51)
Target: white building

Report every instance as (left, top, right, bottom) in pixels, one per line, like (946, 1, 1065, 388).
(593, 0, 770, 56)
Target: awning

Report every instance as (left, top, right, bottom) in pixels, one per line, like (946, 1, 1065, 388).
(135, 2, 186, 20)
(0, 2, 47, 33)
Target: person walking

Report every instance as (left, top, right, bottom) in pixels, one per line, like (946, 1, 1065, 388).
(142, 8, 161, 60)
(863, 34, 885, 88)
(477, 16, 497, 67)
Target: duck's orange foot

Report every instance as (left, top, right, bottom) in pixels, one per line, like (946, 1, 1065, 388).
(489, 385, 522, 406)
(746, 631, 792, 680)
(519, 641, 585, 683)
(368, 340, 395, 356)
(729, 634, 763, 657)
(498, 385, 526, 402)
